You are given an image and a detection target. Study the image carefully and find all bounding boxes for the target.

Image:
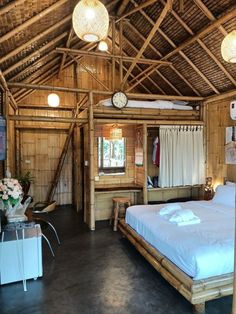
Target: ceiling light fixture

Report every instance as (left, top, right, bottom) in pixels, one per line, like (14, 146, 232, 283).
(110, 127, 122, 140)
(72, 0, 109, 42)
(221, 30, 236, 63)
(98, 40, 108, 52)
(48, 93, 60, 107)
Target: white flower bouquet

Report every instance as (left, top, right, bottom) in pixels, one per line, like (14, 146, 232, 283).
(0, 178, 23, 214)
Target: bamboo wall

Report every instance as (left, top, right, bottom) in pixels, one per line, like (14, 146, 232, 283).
(18, 65, 76, 204)
(205, 97, 236, 187)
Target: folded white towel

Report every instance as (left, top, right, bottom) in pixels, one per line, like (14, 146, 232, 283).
(159, 204, 182, 216)
(169, 209, 199, 223)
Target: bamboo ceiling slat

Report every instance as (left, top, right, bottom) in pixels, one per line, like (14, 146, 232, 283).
(182, 40, 234, 93)
(0, 0, 69, 42)
(0, 14, 71, 69)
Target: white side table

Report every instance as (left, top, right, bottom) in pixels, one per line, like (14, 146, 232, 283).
(0, 222, 43, 291)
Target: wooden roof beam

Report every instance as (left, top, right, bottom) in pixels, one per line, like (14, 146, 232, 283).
(111, 35, 166, 94)
(132, 0, 219, 94)
(193, 0, 227, 36)
(58, 27, 74, 78)
(107, 36, 158, 94)
(55, 47, 172, 66)
(122, 31, 181, 95)
(121, 0, 173, 89)
(116, 0, 158, 23)
(0, 71, 17, 110)
(15, 43, 97, 101)
(3, 32, 68, 76)
(126, 21, 201, 96)
(0, 0, 69, 44)
(69, 54, 110, 91)
(161, 0, 236, 87)
(8, 82, 204, 101)
(9, 54, 60, 82)
(13, 63, 60, 99)
(126, 65, 161, 92)
(117, 0, 130, 16)
(163, 5, 236, 60)
(0, 0, 25, 16)
(0, 15, 71, 66)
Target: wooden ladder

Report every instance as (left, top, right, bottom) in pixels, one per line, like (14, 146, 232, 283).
(46, 95, 87, 202)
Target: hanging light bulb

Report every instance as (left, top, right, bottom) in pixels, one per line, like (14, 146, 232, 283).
(98, 40, 108, 52)
(221, 30, 236, 63)
(72, 0, 109, 42)
(48, 93, 60, 107)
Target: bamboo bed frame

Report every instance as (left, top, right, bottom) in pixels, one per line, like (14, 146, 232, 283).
(93, 105, 200, 121)
(118, 219, 233, 314)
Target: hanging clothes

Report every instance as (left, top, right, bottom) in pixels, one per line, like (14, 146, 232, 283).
(152, 136, 160, 167)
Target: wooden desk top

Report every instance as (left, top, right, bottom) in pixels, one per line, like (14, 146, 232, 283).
(95, 184, 143, 192)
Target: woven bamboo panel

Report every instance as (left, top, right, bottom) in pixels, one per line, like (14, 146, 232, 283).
(157, 66, 197, 96)
(2, 25, 69, 74)
(205, 97, 236, 187)
(0, 1, 73, 55)
(183, 43, 233, 93)
(19, 129, 72, 205)
(169, 53, 213, 97)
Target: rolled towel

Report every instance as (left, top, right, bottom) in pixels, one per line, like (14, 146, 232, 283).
(159, 204, 182, 216)
(169, 209, 198, 223)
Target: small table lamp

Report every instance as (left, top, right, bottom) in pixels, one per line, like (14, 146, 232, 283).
(204, 177, 213, 200)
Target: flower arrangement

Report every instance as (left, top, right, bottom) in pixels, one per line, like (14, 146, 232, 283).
(0, 178, 23, 207)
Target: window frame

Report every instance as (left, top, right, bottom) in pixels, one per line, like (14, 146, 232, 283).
(98, 137, 126, 175)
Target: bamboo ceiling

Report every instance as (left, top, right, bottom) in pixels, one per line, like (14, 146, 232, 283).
(0, 0, 236, 103)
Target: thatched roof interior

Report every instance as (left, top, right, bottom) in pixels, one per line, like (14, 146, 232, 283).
(0, 0, 236, 102)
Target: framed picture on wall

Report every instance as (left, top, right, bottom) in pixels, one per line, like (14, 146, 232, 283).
(225, 126, 236, 164)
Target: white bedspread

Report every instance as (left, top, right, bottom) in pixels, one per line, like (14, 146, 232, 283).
(98, 99, 193, 110)
(125, 201, 234, 280)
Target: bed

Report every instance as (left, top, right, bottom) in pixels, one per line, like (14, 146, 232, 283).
(118, 184, 236, 313)
(97, 98, 194, 110)
(94, 98, 200, 121)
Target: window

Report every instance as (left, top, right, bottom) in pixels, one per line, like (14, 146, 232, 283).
(98, 137, 126, 174)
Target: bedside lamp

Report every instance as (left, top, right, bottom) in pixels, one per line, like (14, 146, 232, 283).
(204, 177, 213, 200)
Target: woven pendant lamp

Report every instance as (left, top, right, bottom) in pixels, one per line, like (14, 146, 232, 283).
(110, 127, 122, 140)
(72, 0, 109, 42)
(221, 30, 236, 63)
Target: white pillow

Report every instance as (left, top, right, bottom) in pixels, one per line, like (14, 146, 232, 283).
(226, 181, 236, 186)
(212, 185, 236, 208)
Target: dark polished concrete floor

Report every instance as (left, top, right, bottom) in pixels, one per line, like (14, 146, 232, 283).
(0, 206, 232, 314)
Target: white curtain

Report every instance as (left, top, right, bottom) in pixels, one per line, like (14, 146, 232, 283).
(159, 126, 205, 188)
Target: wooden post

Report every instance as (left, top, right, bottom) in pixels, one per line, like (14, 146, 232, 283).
(143, 123, 148, 204)
(112, 18, 116, 91)
(4, 91, 10, 176)
(119, 20, 123, 85)
(89, 92, 95, 230)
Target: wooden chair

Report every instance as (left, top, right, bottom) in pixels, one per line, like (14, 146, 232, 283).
(31, 201, 60, 257)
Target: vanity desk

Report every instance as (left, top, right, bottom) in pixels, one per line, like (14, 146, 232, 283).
(95, 184, 143, 221)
